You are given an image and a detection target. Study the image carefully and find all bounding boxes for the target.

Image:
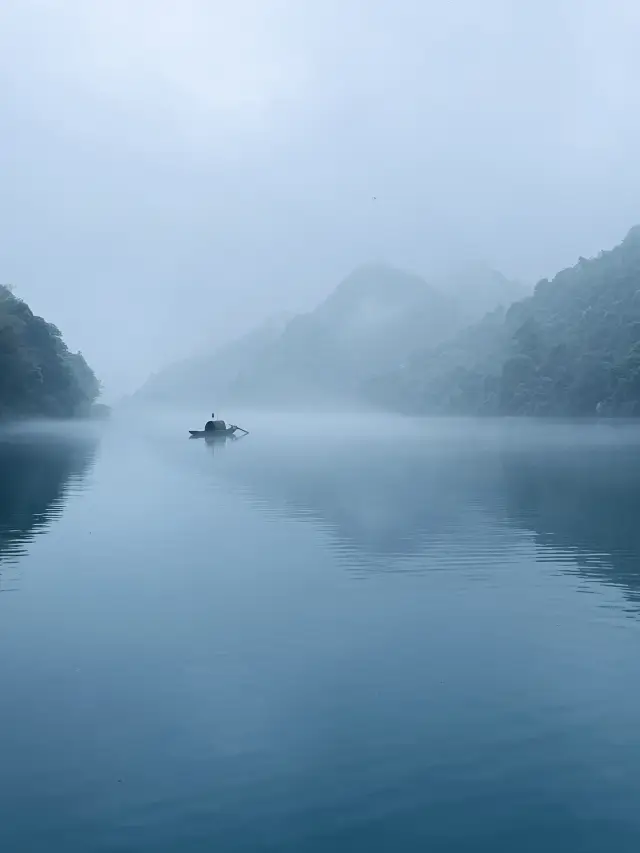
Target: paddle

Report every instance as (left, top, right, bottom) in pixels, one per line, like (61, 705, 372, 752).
(232, 424, 249, 435)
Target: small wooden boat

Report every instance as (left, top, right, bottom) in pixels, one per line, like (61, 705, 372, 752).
(188, 424, 248, 439)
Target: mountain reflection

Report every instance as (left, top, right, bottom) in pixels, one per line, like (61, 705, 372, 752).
(0, 427, 98, 588)
(217, 427, 640, 598)
(216, 436, 508, 566)
(501, 445, 640, 604)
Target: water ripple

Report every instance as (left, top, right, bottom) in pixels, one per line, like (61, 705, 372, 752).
(0, 427, 98, 591)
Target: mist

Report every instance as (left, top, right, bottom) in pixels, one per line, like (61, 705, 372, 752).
(6, 6, 640, 843)
(2, 0, 640, 396)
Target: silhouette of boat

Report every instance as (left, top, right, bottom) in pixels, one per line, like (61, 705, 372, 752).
(188, 423, 248, 439)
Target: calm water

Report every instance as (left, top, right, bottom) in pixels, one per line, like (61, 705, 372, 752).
(2, 414, 640, 852)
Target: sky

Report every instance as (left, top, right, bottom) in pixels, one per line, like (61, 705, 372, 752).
(1, 0, 640, 396)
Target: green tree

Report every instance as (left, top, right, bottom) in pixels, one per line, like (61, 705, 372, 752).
(0, 285, 101, 419)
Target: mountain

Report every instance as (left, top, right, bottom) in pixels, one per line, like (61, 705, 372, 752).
(132, 262, 522, 409)
(228, 264, 526, 407)
(368, 226, 640, 417)
(439, 265, 528, 318)
(131, 313, 292, 406)
(0, 285, 100, 420)
(229, 264, 471, 406)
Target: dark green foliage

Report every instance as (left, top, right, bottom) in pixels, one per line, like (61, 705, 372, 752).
(370, 226, 640, 417)
(0, 285, 100, 419)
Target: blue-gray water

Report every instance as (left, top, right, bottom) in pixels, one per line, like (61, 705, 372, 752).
(2, 414, 640, 852)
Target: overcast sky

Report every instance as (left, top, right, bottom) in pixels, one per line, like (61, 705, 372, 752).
(1, 0, 640, 395)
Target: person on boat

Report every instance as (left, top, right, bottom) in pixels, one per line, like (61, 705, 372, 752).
(204, 413, 216, 432)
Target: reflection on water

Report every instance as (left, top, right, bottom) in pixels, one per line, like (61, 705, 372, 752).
(4, 417, 640, 852)
(209, 437, 496, 563)
(502, 445, 640, 607)
(0, 425, 98, 590)
(208, 422, 640, 598)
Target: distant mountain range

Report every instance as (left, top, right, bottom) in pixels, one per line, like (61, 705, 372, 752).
(130, 312, 292, 406)
(132, 263, 526, 409)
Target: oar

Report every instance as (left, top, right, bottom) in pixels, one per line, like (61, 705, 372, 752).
(232, 424, 249, 435)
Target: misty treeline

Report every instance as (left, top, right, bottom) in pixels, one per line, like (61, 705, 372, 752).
(371, 226, 640, 416)
(134, 225, 640, 418)
(134, 265, 525, 408)
(0, 284, 100, 420)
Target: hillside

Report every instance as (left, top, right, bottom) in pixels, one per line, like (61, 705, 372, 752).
(0, 285, 100, 419)
(131, 313, 292, 406)
(438, 265, 528, 319)
(369, 227, 640, 417)
(228, 264, 465, 406)
(133, 262, 522, 409)
(228, 264, 525, 407)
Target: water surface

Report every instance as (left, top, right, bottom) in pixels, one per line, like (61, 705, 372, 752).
(2, 415, 640, 852)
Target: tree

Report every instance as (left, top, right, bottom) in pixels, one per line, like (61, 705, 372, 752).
(0, 285, 100, 419)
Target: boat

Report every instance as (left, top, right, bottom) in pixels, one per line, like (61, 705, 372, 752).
(188, 424, 247, 439)
(189, 427, 237, 439)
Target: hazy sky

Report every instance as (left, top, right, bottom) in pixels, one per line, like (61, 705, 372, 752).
(1, 0, 640, 395)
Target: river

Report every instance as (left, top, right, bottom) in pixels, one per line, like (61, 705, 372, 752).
(1, 414, 640, 852)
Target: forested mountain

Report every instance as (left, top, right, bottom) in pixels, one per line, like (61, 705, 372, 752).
(0, 285, 100, 419)
(228, 264, 465, 406)
(437, 266, 528, 319)
(133, 262, 522, 409)
(369, 227, 640, 416)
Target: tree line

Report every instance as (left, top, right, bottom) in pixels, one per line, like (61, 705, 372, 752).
(0, 284, 100, 420)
